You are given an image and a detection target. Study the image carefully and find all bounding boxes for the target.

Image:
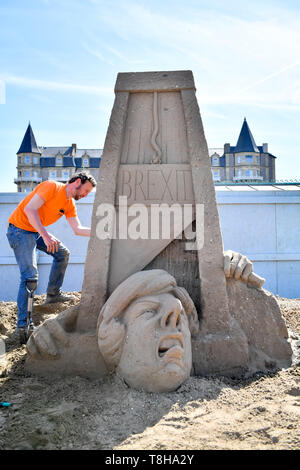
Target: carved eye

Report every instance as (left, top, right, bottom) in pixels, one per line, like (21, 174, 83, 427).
(132, 300, 160, 320)
(137, 308, 157, 318)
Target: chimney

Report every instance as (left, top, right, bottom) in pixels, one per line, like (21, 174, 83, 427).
(72, 143, 77, 157)
(224, 143, 231, 153)
(262, 143, 268, 153)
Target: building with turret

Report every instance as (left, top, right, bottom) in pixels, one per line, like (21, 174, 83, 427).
(209, 118, 276, 183)
(14, 119, 276, 192)
(15, 123, 102, 192)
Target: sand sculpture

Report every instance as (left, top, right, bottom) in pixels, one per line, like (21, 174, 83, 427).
(97, 269, 199, 393)
(26, 71, 292, 392)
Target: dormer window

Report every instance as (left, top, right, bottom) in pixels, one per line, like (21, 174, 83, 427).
(82, 155, 89, 167)
(56, 154, 63, 166)
(212, 155, 219, 166)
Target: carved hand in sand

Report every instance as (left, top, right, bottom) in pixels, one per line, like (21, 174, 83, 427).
(223, 250, 265, 288)
(26, 305, 78, 359)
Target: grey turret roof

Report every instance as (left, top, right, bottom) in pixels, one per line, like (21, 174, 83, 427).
(234, 118, 259, 153)
(17, 123, 41, 154)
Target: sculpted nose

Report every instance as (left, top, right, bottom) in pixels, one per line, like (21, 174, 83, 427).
(161, 302, 182, 329)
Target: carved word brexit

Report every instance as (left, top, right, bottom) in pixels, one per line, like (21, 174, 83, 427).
(117, 164, 194, 204)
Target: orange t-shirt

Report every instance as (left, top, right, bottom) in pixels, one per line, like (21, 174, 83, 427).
(8, 180, 77, 232)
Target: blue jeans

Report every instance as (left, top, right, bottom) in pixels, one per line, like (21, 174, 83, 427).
(6, 224, 70, 327)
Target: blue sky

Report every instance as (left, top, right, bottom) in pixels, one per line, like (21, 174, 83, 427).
(1, 0, 300, 191)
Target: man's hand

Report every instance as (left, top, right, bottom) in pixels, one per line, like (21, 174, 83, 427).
(42, 233, 60, 254)
(24, 194, 61, 251)
(224, 250, 265, 289)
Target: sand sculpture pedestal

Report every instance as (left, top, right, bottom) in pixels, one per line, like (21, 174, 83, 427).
(26, 71, 292, 387)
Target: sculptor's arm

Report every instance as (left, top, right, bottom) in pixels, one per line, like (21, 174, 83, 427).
(67, 216, 91, 237)
(223, 250, 265, 288)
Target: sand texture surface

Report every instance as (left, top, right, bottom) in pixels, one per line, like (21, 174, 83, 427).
(0, 293, 299, 450)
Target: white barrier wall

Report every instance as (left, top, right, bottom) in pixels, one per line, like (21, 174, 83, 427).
(0, 192, 92, 301)
(217, 190, 300, 298)
(0, 190, 299, 301)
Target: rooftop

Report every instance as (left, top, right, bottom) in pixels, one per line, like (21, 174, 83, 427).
(234, 118, 259, 153)
(17, 123, 40, 154)
(215, 182, 300, 191)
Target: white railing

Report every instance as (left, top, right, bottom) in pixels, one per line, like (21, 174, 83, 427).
(233, 176, 264, 181)
(14, 176, 42, 183)
(47, 176, 69, 181)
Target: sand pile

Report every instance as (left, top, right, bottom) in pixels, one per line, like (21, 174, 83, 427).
(0, 293, 299, 450)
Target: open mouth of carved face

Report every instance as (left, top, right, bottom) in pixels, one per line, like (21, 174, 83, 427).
(158, 334, 184, 361)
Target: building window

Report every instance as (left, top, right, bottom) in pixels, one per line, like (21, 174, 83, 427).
(246, 169, 253, 178)
(63, 170, 69, 180)
(212, 170, 220, 181)
(32, 170, 38, 178)
(24, 187, 31, 193)
(56, 155, 63, 166)
(18, 156, 22, 165)
(24, 155, 31, 164)
(245, 155, 253, 163)
(24, 170, 31, 178)
(256, 156, 259, 164)
(212, 156, 219, 166)
(49, 170, 56, 179)
(237, 169, 243, 177)
(33, 156, 39, 164)
(237, 156, 242, 164)
(82, 157, 89, 167)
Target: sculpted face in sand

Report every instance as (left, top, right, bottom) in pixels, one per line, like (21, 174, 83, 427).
(118, 292, 192, 391)
(97, 270, 199, 393)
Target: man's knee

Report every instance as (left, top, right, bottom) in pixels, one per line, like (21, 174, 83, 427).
(58, 245, 70, 262)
